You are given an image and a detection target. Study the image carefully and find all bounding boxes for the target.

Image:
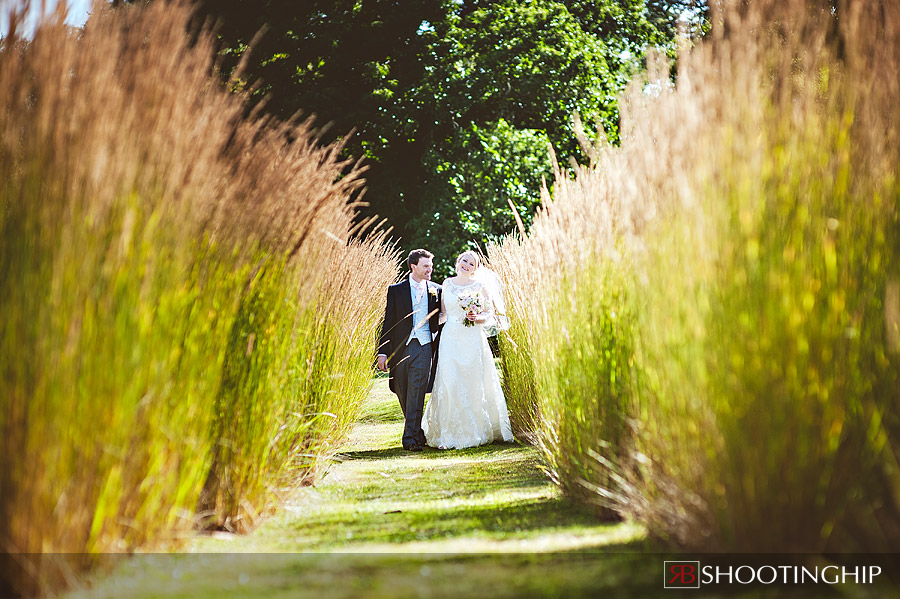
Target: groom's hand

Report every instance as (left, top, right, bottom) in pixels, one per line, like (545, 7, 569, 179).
(377, 355, 388, 372)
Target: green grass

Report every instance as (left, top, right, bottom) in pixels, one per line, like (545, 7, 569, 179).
(194, 378, 643, 554)
(60, 378, 890, 599)
(0, 7, 395, 595)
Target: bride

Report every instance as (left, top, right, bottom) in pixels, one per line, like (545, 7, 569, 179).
(422, 250, 514, 449)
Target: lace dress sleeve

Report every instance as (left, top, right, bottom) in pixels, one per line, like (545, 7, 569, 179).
(439, 278, 451, 324)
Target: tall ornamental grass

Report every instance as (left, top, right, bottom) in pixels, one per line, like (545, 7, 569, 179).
(0, 1, 395, 595)
(490, 153, 641, 521)
(200, 238, 397, 532)
(491, 0, 900, 551)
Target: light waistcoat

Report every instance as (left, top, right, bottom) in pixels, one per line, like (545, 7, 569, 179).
(407, 277, 432, 346)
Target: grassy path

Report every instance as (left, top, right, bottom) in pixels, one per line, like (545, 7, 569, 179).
(67, 377, 660, 598)
(208, 376, 645, 555)
(66, 378, 847, 598)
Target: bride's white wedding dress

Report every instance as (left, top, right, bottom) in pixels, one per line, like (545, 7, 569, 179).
(422, 279, 514, 449)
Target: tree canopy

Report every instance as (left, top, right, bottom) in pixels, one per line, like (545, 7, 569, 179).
(159, 0, 708, 272)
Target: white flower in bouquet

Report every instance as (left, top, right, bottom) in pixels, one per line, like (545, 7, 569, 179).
(458, 289, 485, 327)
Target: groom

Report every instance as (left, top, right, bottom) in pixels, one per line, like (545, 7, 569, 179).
(377, 249, 442, 451)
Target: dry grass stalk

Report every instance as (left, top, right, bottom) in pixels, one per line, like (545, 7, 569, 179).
(1, 1, 397, 594)
(491, 0, 900, 550)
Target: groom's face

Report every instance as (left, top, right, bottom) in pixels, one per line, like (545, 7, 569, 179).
(410, 257, 433, 282)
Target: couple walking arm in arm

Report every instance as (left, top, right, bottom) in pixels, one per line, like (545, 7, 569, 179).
(378, 249, 513, 451)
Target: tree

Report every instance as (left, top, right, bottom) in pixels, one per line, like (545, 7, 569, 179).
(134, 0, 708, 271)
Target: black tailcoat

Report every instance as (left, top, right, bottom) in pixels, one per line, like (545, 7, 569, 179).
(377, 279, 442, 392)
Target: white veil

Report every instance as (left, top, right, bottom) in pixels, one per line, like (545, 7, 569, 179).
(473, 265, 510, 337)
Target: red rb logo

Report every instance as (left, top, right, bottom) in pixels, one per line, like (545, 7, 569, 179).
(664, 561, 701, 589)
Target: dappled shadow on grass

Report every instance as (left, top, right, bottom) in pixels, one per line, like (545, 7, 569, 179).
(325, 444, 550, 507)
(334, 446, 408, 460)
(356, 376, 401, 424)
(356, 402, 402, 424)
(284, 493, 617, 549)
(336, 440, 523, 462)
(348, 462, 548, 502)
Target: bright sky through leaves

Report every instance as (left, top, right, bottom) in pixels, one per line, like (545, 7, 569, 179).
(1, 0, 92, 38)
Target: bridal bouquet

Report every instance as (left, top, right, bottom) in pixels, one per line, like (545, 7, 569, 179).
(458, 289, 485, 327)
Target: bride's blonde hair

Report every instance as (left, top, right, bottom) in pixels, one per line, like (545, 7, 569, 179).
(455, 250, 481, 275)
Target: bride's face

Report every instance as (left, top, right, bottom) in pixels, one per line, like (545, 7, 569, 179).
(457, 255, 478, 276)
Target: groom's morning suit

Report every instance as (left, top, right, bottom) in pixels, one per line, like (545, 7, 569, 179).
(378, 276, 442, 449)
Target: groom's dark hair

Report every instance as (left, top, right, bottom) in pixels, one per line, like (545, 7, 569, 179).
(408, 249, 433, 267)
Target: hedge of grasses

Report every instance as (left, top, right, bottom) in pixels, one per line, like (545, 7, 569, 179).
(0, 2, 396, 595)
(490, 158, 640, 521)
(490, 0, 900, 552)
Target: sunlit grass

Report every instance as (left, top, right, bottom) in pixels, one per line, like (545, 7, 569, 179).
(59, 378, 876, 599)
(63, 378, 661, 599)
(202, 378, 637, 555)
